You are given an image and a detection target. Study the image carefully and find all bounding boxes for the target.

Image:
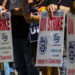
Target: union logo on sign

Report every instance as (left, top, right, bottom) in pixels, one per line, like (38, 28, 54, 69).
(39, 36, 48, 55)
(53, 33, 60, 43)
(1, 33, 8, 41)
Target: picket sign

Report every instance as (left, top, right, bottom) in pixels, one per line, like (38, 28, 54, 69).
(36, 10, 65, 67)
(0, 12, 13, 62)
(67, 11, 75, 75)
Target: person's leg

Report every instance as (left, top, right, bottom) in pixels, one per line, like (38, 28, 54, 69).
(13, 38, 28, 75)
(22, 40, 39, 75)
(51, 67, 59, 75)
(4, 62, 10, 75)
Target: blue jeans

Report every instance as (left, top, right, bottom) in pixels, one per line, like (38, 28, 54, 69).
(13, 38, 39, 75)
(4, 62, 10, 75)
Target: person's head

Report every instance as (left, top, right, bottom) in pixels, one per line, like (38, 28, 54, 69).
(70, 1, 75, 14)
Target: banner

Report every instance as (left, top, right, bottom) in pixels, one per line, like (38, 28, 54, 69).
(0, 12, 13, 62)
(67, 12, 75, 75)
(36, 10, 65, 67)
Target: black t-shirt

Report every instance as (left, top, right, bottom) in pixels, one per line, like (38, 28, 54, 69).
(61, 0, 73, 7)
(46, 0, 73, 7)
(0, 0, 3, 5)
(11, 15, 29, 39)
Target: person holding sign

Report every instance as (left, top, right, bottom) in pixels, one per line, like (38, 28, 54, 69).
(10, 1, 41, 75)
(1, 0, 31, 75)
(22, 0, 60, 75)
(11, 8, 29, 75)
(46, 0, 74, 75)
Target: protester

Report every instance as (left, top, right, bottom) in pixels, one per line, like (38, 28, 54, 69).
(0, 0, 39, 75)
(24, 0, 75, 75)
(11, 8, 30, 75)
(1, 0, 31, 75)
(47, 0, 74, 75)
(22, 0, 60, 75)
(10, 1, 41, 74)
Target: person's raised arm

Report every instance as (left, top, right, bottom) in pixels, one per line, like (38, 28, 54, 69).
(21, 0, 40, 23)
(2, 0, 7, 7)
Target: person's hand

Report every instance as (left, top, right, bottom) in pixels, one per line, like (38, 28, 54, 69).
(47, 4, 57, 18)
(0, 6, 7, 17)
(0, 6, 5, 10)
(0, 6, 5, 17)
